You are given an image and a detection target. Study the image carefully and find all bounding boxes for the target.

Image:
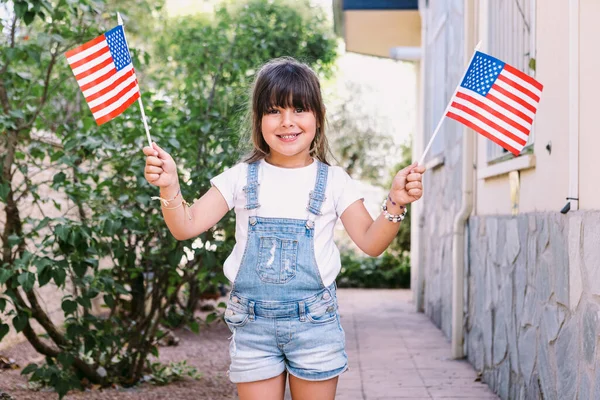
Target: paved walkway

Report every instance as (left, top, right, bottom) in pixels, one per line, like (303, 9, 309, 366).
(286, 289, 498, 400)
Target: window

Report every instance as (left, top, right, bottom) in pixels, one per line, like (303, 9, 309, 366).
(486, 0, 536, 162)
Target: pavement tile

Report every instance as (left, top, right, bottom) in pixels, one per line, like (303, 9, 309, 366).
(334, 289, 498, 400)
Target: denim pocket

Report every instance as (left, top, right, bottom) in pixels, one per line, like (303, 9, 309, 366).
(305, 300, 337, 325)
(224, 309, 249, 328)
(256, 237, 298, 284)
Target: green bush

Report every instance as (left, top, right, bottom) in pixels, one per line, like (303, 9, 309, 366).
(337, 250, 411, 289)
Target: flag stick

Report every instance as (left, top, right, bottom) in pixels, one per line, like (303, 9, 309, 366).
(418, 41, 482, 166)
(117, 12, 153, 147)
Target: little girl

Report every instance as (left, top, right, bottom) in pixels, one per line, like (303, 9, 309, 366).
(143, 57, 425, 400)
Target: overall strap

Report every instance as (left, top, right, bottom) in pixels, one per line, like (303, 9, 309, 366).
(306, 160, 329, 217)
(244, 161, 260, 211)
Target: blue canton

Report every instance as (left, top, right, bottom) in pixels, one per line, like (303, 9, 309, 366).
(460, 51, 505, 96)
(105, 26, 132, 71)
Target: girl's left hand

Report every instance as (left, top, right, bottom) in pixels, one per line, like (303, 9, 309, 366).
(390, 162, 426, 205)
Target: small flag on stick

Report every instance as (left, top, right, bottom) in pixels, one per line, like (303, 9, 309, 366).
(419, 45, 544, 165)
(65, 25, 141, 126)
(446, 51, 543, 156)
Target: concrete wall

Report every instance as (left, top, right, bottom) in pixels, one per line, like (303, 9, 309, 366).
(466, 213, 600, 399)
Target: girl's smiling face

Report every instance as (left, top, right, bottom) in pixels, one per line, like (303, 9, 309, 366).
(261, 105, 317, 164)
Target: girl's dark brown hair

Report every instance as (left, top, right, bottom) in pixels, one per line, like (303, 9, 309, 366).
(242, 57, 331, 165)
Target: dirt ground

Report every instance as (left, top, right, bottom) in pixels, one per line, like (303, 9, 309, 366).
(0, 320, 237, 399)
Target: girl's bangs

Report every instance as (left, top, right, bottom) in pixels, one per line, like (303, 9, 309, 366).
(259, 73, 317, 114)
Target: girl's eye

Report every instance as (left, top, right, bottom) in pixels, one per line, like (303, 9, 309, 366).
(295, 108, 304, 113)
(266, 109, 279, 114)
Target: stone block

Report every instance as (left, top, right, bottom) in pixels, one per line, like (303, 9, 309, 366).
(486, 218, 498, 265)
(549, 217, 569, 307)
(542, 304, 561, 343)
(526, 237, 537, 287)
(518, 326, 536, 383)
(579, 372, 591, 400)
(483, 307, 493, 367)
(493, 307, 508, 365)
(583, 303, 599, 365)
(526, 373, 542, 400)
(497, 359, 510, 399)
(537, 329, 558, 400)
(568, 214, 583, 311)
(537, 250, 554, 303)
(528, 215, 536, 233)
(556, 318, 579, 400)
(583, 213, 600, 296)
(537, 214, 550, 254)
(506, 219, 521, 265)
(594, 357, 600, 400)
(521, 287, 540, 328)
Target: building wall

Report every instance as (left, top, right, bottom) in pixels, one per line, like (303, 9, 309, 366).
(418, 1, 600, 399)
(477, 0, 600, 214)
(419, 0, 464, 338)
(578, 0, 600, 210)
(466, 213, 600, 399)
(344, 10, 421, 58)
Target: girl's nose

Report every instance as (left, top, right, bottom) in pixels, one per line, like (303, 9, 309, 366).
(281, 110, 295, 127)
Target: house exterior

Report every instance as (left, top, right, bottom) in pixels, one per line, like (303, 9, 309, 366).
(341, 0, 600, 398)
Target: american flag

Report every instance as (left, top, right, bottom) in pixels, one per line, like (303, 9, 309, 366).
(447, 51, 543, 156)
(65, 26, 140, 125)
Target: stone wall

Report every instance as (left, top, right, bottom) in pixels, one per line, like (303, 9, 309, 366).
(465, 213, 600, 399)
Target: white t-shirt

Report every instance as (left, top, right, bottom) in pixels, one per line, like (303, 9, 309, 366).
(210, 159, 363, 286)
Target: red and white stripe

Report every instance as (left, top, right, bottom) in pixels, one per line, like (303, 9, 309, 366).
(447, 64, 543, 155)
(66, 34, 140, 125)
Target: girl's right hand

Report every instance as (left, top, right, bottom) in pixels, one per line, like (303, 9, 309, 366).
(143, 142, 179, 188)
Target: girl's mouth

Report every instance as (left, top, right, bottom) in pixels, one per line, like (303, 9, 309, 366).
(277, 133, 301, 142)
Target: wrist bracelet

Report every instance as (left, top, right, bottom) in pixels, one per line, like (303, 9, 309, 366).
(381, 197, 407, 223)
(151, 187, 180, 207)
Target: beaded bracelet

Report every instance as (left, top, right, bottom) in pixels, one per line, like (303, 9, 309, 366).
(381, 196, 407, 223)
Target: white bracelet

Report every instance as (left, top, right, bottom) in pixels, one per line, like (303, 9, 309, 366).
(381, 198, 407, 223)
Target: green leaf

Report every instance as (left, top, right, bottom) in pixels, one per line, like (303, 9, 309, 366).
(72, 262, 87, 278)
(21, 363, 39, 375)
(53, 172, 66, 185)
(53, 268, 66, 286)
(205, 312, 217, 324)
(7, 234, 21, 247)
(17, 272, 36, 292)
(103, 294, 115, 308)
(13, 313, 29, 332)
(76, 296, 91, 309)
(38, 266, 52, 287)
(57, 352, 74, 368)
(0, 183, 9, 203)
(61, 300, 77, 315)
(189, 320, 199, 334)
(0, 297, 6, 312)
(0, 268, 11, 284)
(34, 217, 50, 231)
(55, 225, 69, 242)
(0, 324, 9, 341)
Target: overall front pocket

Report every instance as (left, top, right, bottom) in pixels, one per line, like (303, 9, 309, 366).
(224, 308, 250, 329)
(256, 237, 298, 284)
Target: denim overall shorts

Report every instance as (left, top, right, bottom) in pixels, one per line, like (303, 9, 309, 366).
(224, 160, 348, 383)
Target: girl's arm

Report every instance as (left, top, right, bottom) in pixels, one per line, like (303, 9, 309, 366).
(143, 143, 229, 241)
(340, 162, 425, 257)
